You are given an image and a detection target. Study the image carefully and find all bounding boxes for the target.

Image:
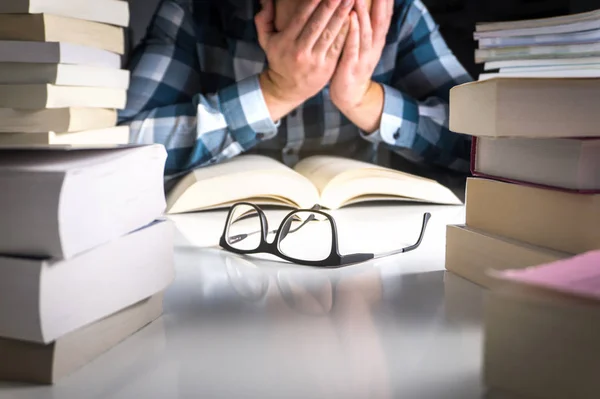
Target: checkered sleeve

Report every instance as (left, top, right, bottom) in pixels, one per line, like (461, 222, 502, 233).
(118, 0, 279, 176)
(361, 0, 473, 173)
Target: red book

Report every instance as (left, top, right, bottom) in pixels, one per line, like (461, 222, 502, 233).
(470, 136, 600, 193)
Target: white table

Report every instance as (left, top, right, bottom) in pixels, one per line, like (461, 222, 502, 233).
(0, 204, 490, 399)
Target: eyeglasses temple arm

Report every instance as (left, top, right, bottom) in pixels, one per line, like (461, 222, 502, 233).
(279, 213, 316, 241)
(228, 228, 278, 244)
(340, 252, 375, 266)
(372, 212, 432, 259)
(230, 211, 319, 245)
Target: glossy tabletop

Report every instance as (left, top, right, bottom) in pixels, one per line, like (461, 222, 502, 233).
(0, 204, 491, 399)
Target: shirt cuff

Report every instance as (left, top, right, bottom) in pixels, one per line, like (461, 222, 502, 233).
(218, 74, 280, 149)
(359, 83, 420, 149)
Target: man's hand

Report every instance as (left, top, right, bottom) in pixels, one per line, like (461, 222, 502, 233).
(329, 0, 393, 133)
(255, 0, 354, 121)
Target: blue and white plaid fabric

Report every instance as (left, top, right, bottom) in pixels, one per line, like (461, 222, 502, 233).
(119, 0, 473, 178)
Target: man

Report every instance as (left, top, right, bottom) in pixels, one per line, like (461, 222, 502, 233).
(119, 0, 472, 181)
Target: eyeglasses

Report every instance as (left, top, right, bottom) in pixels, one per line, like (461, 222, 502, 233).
(219, 202, 431, 268)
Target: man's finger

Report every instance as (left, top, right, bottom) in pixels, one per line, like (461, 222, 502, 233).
(326, 19, 351, 60)
(355, 0, 373, 53)
(315, 1, 354, 56)
(297, 0, 347, 51)
(255, 0, 276, 49)
(337, 12, 360, 67)
(281, 0, 324, 41)
(371, 0, 393, 45)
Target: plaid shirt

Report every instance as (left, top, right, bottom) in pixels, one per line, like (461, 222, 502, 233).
(119, 0, 473, 178)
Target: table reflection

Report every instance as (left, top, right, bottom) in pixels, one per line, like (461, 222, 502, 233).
(161, 248, 484, 399)
(0, 208, 486, 399)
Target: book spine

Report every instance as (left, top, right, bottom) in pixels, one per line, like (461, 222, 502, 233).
(471, 137, 600, 194)
(470, 136, 478, 175)
(475, 43, 600, 63)
(479, 29, 600, 49)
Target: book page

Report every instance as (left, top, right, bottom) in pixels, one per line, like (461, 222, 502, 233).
(293, 156, 392, 193)
(190, 154, 293, 181)
(493, 250, 600, 301)
(293, 155, 461, 209)
(166, 155, 320, 214)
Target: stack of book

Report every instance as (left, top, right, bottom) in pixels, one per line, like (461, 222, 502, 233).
(0, 0, 131, 146)
(0, 145, 173, 384)
(448, 11, 600, 397)
(445, 8, 600, 289)
(474, 9, 600, 80)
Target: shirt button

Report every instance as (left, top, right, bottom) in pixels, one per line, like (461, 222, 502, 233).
(393, 132, 400, 140)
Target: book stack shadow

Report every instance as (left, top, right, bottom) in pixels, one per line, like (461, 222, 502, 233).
(0, 144, 173, 385)
(445, 9, 600, 399)
(0, 0, 131, 146)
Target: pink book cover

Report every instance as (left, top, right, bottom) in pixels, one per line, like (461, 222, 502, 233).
(470, 137, 600, 194)
(492, 250, 600, 302)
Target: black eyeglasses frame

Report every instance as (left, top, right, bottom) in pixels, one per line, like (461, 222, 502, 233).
(219, 202, 431, 268)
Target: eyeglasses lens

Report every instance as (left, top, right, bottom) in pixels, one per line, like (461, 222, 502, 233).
(226, 204, 262, 251)
(278, 211, 333, 262)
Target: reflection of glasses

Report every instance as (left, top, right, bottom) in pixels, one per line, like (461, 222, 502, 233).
(219, 202, 431, 268)
(225, 255, 335, 315)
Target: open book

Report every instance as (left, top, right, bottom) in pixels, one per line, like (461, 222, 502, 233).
(166, 155, 462, 214)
